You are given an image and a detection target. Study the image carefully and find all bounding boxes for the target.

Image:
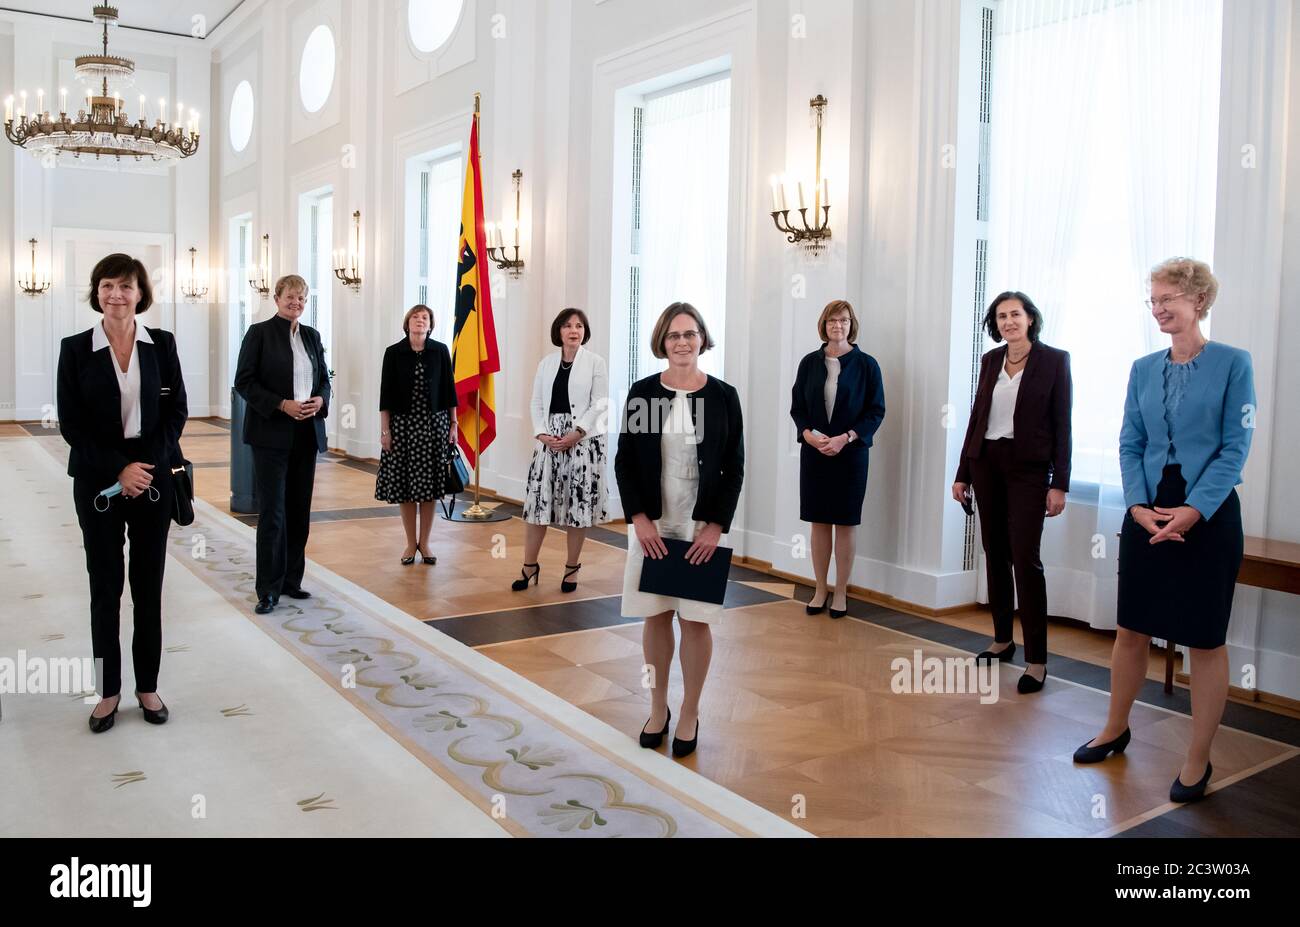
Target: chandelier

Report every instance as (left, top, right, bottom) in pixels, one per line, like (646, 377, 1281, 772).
(3, 5, 200, 165)
(770, 95, 832, 258)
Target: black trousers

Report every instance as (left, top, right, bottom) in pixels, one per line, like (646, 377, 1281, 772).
(969, 438, 1050, 664)
(251, 419, 319, 599)
(72, 455, 173, 699)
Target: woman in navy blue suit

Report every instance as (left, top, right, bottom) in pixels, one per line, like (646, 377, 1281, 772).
(1075, 258, 1256, 805)
(790, 300, 886, 618)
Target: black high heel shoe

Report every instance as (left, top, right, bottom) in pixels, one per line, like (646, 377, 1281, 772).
(639, 707, 670, 749)
(672, 717, 699, 758)
(1073, 727, 1131, 764)
(829, 595, 848, 619)
(416, 544, 436, 565)
(1170, 762, 1212, 803)
(135, 690, 169, 725)
(975, 641, 1017, 663)
(401, 549, 416, 566)
(806, 591, 828, 615)
(88, 695, 119, 734)
(511, 563, 540, 591)
(561, 563, 582, 593)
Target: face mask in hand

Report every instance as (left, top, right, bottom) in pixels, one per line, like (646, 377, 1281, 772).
(94, 481, 159, 512)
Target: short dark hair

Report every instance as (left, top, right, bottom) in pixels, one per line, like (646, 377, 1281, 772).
(650, 302, 715, 359)
(403, 304, 434, 335)
(551, 308, 591, 346)
(89, 253, 153, 314)
(983, 291, 1042, 343)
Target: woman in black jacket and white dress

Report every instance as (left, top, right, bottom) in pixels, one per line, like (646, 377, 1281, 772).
(513, 309, 609, 593)
(615, 302, 744, 758)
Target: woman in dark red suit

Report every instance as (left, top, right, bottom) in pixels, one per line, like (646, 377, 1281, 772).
(951, 291, 1072, 694)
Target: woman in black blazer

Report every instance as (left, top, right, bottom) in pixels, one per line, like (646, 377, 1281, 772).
(57, 253, 187, 732)
(952, 291, 1072, 693)
(233, 274, 331, 616)
(790, 299, 886, 619)
(375, 304, 458, 564)
(615, 302, 744, 759)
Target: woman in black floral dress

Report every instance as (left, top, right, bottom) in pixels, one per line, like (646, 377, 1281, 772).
(376, 305, 457, 564)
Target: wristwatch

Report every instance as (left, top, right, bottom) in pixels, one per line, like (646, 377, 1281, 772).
(575, 426, 587, 437)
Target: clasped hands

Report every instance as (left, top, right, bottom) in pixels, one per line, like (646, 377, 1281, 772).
(1130, 504, 1202, 544)
(537, 430, 583, 451)
(281, 397, 323, 421)
(633, 514, 723, 565)
(804, 429, 851, 456)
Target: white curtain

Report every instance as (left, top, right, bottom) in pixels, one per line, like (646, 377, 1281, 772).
(426, 153, 464, 347)
(638, 75, 731, 378)
(986, 0, 1222, 627)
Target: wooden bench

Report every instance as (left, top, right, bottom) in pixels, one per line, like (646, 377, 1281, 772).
(1160, 535, 1300, 693)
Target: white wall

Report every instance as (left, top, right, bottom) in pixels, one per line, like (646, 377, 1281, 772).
(6, 0, 1297, 697)
(1, 9, 212, 418)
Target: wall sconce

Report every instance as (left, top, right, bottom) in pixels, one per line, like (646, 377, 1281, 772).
(485, 169, 525, 277)
(19, 238, 52, 296)
(248, 233, 271, 297)
(332, 210, 362, 291)
(770, 95, 831, 258)
(181, 246, 209, 301)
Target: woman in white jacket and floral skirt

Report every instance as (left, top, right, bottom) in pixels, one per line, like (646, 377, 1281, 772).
(513, 308, 610, 593)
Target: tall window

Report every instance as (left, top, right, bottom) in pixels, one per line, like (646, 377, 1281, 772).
(404, 148, 463, 346)
(618, 73, 731, 387)
(229, 214, 253, 337)
(298, 187, 334, 362)
(985, 0, 1223, 494)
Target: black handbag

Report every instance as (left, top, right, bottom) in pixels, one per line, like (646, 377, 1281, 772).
(170, 456, 195, 526)
(440, 444, 468, 519)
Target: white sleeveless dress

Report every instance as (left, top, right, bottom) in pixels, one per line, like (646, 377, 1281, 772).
(619, 389, 725, 625)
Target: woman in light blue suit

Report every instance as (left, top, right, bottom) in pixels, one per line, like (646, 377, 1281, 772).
(1075, 258, 1255, 805)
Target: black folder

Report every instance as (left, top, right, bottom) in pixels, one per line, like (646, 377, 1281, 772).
(637, 537, 733, 605)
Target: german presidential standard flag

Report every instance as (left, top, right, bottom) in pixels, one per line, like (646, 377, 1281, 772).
(451, 114, 500, 470)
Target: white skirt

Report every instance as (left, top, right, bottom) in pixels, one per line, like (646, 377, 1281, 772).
(619, 471, 725, 626)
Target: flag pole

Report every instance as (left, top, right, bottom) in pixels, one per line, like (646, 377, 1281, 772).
(462, 91, 491, 520)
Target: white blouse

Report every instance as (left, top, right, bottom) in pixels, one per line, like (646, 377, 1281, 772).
(984, 365, 1022, 440)
(93, 320, 154, 438)
(823, 355, 841, 421)
(289, 324, 314, 402)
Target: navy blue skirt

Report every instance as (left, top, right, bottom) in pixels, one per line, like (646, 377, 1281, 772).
(799, 442, 869, 525)
(1117, 464, 1242, 649)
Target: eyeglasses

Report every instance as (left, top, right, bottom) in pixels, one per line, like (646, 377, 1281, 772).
(825, 318, 851, 327)
(1146, 293, 1187, 310)
(664, 330, 700, 344)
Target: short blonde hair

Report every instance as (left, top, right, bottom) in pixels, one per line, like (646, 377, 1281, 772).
(817, 299, 859, 343)
(1151, 258, 1217, 319)
(403, 304, 434, 335)
(650, 302, 715, 359)
(274, 274, 309, 299)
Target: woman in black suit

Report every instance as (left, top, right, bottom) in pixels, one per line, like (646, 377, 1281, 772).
(790, 300, 886, 619)
(234, 274, 331, 616)
(57, 253, 187, 732)
(375, 304, 458, 564)
(952, 291, 1071, 693)
(615, 302, 744, 759)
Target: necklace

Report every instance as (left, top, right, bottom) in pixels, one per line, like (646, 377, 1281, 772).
(560, 359, 574, 370)
(1171, 339, 1208, 365)
(1007, 345, 1030, 365)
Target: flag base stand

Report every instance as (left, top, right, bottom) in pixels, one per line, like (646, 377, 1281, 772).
(443, 500, 512, 523)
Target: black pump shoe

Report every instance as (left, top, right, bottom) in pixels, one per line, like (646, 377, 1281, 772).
(976, 641, 1017, 663)
(639, 707, 671, 749)
(88, 696, 119, 734)
(1170, 763, 1212, 803)
(561, 563, 582, 593)
(511, 564, 540, 591)
(1017, 668, 1047, 694)
(417, 544, 436, 565)
(1073, 727, 1131, 764)
(806, 591, 828, 615)
(828, 597, 849, 619)
(135, 690, 169, 725)
(672, 717, 699, 758)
